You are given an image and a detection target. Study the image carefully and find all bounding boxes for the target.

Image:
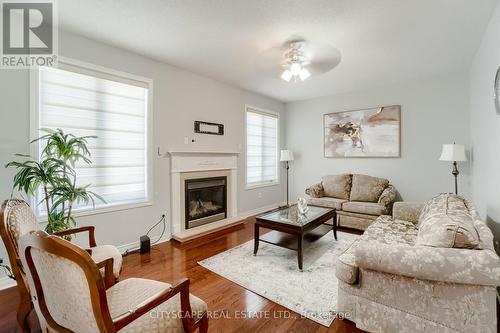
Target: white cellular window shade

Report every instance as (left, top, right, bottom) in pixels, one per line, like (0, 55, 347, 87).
(36, 64, 150, 214)
(246, 108, 279, 187)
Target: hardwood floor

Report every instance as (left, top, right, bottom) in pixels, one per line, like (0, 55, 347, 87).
(0, 217, 364, 333)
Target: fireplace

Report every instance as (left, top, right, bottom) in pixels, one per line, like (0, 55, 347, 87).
(169, 151, 239, 241)
(185, 176, 227, 229)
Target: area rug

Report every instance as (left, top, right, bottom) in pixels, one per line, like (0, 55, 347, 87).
(198, 231, 358, 326)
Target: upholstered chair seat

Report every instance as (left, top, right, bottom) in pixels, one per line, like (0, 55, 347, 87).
(92, 244, 123, 278)
(107, 278, 207, 332)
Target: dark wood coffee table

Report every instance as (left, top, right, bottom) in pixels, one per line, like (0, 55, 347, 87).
(254, 205, 337, 271)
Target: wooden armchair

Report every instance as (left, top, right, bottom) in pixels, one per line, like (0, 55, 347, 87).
(0, 199, 123, 332)
(19, 230, 208, 333)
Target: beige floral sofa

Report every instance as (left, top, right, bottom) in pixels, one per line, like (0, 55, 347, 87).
(336, 193, 500, 333)
(305, 174, 397, 230)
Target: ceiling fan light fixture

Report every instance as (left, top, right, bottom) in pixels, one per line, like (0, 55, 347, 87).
(263, 39, 341, 84)
(279, 40, 315, 83)
(299, 68, 310, 81)
(281, 69, 292, 82)
(290, 62, 302, 75)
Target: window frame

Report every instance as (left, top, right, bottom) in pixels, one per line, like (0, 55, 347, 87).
(244, 105, 280, 190)
(30, 57, 154, 220)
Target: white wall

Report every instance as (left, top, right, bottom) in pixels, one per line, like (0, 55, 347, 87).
(285, 72, 470, 203)
(469, 2, 500, 248)
(0, 31, 285, 282)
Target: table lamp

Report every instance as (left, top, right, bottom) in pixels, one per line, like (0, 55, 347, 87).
(439, 143, 467, 195)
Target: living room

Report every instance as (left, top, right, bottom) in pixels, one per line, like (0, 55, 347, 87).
(0, 1, 499, 332)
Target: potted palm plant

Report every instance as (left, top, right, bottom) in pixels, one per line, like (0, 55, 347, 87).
(6, 129, 104, 236)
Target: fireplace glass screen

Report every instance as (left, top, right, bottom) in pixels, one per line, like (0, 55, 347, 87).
(185, 176, 227, 229)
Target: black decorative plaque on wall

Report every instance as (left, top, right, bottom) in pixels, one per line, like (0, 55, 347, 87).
(194, 121, 224, 135)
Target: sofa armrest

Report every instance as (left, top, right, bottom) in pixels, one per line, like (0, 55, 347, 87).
(305, 182, 324, 198)
(355, 240, 500, 286)
(392, 201, 424, 224)
(378, 184, 397, 207)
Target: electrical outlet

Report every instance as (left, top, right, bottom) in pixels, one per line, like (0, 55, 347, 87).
(258, 192, 262, 199)
(184, 137, 189, 144)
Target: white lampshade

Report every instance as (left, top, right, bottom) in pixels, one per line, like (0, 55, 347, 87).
(280, 150, 294, 162)
(290, 63, 301, 75)
(299, 68, 311, 81)
(439, 144, 467, 162)
(281, 69, 292, 82)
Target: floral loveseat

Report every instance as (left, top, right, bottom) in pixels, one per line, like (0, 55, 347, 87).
(305, 174, 397, 230)
(336, 193, 500, 333)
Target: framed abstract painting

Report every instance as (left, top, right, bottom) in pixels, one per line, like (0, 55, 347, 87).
(324, 105, 401, 158)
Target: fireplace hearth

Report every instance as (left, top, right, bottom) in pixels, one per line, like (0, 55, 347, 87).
(185, 176, 227, 229)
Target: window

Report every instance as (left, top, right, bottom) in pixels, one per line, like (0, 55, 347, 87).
(246, 107, 279, 188)
(34, 61, 151, 215)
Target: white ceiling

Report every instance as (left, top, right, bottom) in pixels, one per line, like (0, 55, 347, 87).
(58, 0, 498, 102)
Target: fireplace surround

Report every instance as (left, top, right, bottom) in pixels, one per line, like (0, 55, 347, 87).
(169, 151, 239, 242)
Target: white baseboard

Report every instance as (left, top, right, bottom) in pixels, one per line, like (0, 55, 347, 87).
(117, 233, 172, 254)
(237, 202, 283, 219)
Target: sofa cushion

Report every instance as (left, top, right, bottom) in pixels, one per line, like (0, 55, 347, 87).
(305, 182, 324, 198)
(321, 174, 352, 200)
(307, 197, 346, 210)
(337, 211, 377, 230)
(349, 174, 389, 202)
(335, 215, 418, 284)
(416, 193, 480, 249)
(362, 215, 418, 245)
(392, 202, 425, 224)
(378, 184, 397, 206)
(342, 201, 388, 216)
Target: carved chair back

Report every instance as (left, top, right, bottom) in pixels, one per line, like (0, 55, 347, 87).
(0, 199, 39, 331)
(19, 230, 116, 332)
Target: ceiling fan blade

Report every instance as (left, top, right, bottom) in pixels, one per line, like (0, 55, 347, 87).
(254, 40, 342, 78)
(307, 57, 342, 75)
(305, 44, 342, 75)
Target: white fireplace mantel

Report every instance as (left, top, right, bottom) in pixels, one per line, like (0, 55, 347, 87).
(168, 151, 240, 241)
(168, 151, 239, 173)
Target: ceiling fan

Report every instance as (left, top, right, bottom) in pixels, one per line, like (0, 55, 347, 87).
(256, 39, 342, 83)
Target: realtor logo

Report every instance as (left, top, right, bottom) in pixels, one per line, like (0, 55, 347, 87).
(1, 0, 57, 68)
